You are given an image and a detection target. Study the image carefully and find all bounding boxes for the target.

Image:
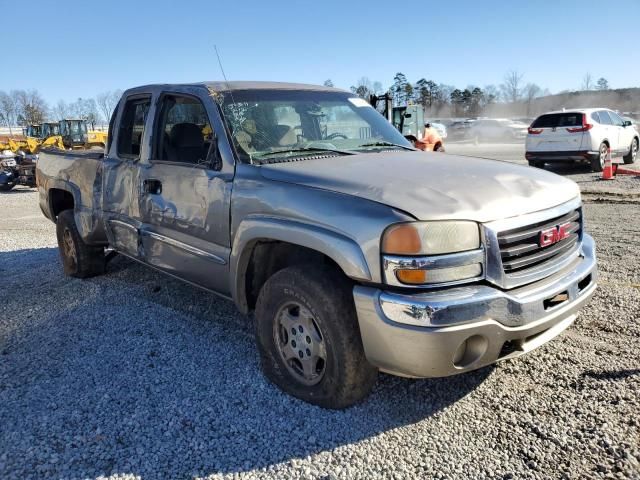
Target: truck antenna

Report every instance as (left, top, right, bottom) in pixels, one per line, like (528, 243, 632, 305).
(214, 45, 231, 88)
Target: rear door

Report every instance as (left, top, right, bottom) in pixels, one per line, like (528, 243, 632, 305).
(597, 111, 618, 152)
(527, 112, 585, 152)
(137, 88, 234, 295)
(102, 94, 152, 258)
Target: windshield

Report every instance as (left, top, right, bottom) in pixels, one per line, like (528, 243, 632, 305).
(216, 89, 412, 163)
(68, 121, 87, 135)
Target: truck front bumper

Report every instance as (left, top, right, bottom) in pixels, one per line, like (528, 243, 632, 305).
(353, 234, 597, 378)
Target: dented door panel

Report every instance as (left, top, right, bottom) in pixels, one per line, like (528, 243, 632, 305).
(138, 162, 232, 294)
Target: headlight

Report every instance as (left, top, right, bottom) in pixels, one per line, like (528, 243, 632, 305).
(382, 221, 480, 255)
(382, 221, 483, 286)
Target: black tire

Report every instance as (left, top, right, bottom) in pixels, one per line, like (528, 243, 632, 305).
(255, 264, 378, 409)
(591, 142, 608, 172)
(56, 210, 105, 278)
(528, 160, 544, 169)
(0, 183, 14, 192)
(623, 137, 638, 164)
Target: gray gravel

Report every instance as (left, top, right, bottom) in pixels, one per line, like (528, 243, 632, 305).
(1, 146, 639, 479)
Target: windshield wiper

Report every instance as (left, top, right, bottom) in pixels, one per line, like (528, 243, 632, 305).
(355, 141, 415, 151)
(253, 146, 355, 163)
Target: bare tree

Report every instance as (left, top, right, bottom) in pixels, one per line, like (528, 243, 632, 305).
(501, 70, 524, 104)
(14, 89, 48, 125)
(582, 73, 594, 91)
(350, 77, 376, 99)
(51, 100, 69, 121)
(524, 83, 542, 116)
(0, 91, 19, 134)
(323, 79, 334, 88)
(96, 90, 122, 124)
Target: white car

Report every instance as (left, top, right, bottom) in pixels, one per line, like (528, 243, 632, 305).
(469, 118, 528, 142)
(525, 108, 639, 171)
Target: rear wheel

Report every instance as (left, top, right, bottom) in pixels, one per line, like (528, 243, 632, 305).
(255, 265, 378, 409)
(591, 142, 608, 172)
(56, 210, 106, 278)
(0, 183, 14, 192)
(623, 138, 638, 164)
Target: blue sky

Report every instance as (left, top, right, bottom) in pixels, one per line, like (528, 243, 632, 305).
(4, 0, 639, 104)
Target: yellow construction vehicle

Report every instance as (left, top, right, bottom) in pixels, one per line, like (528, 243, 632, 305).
(59, 118, 108, 149)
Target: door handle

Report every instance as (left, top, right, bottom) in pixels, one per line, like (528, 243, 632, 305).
(143, 179, 162, 195)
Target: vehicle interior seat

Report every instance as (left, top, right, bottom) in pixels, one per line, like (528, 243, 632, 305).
(274, 124, 297, 146)
(168, 123, 205, 163)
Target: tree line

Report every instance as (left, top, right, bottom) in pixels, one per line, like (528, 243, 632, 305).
(0, 72, 616, 134)
(0, 89, 122, 134)
(329, 70, 612, 118)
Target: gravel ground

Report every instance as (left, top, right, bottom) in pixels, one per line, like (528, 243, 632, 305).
(1, 147, 639, 479)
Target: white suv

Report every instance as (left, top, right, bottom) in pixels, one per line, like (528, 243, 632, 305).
(525, 108, 639, 171)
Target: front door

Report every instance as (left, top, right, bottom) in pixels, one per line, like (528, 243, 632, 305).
(137, 91, 233, 295)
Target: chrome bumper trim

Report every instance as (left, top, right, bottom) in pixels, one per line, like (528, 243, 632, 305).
(353, 234, 597, 378)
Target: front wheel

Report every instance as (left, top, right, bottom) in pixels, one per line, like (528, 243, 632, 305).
(56, 210, 106, 278)
(255, 265, 378, 409)
(591, 142, 608, 172)
(623, 138, 638, 164)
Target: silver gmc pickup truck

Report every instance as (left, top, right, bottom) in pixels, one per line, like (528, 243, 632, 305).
(36, 82, 597, 408)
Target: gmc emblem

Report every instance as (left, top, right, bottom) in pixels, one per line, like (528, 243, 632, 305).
(539, 223, 571, 247)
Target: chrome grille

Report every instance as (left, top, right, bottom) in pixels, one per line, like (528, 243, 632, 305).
(497, 209, 582, 275)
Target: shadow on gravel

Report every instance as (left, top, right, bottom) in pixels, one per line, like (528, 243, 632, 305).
(0, 248, 494, 479)
(0, 187, 36, 195)
(543, 162, 593, 176)
(582, 368, 640, 381)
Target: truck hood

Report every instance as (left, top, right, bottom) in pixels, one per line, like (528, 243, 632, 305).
(259, 151, 580, 223)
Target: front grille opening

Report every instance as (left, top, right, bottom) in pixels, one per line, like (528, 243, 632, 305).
(498, 208, 582, 275)
(543, 291, 569, 310)
(578, 274, 592, 293)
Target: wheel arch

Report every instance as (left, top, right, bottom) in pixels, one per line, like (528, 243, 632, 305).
(230, 217, 372, 314)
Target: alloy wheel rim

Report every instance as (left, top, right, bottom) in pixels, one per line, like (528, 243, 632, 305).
(632, 140, 638, 161)
(273, 301, 327, 386)
(600, 145, 607, 167)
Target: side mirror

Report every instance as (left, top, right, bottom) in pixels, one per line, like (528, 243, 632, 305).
(623, 120, 632, 127)
(404, 113, 412, 118)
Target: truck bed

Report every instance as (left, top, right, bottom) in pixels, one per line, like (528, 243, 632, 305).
(36, 148, 106, 243)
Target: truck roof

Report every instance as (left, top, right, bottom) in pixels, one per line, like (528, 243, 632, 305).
(125, 81, 346, 95)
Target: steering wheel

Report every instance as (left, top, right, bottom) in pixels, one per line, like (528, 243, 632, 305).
(325, 132, 348, 140)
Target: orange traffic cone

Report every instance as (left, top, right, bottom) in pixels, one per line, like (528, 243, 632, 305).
(602, 148, 615, 180)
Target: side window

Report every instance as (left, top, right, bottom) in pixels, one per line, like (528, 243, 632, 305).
(598, 111, 613, 125)
(106, 101, 119, 152)
(608, 111, 624, 127)
(154, 94, 212, 165)
(591, 112, 600, 123)
(117, 96, 151, 158)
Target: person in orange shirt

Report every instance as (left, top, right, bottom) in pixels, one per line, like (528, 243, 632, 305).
(421, 123, 444, 152)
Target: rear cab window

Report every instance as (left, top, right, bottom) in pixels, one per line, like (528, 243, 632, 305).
(531, 113, 583, 128)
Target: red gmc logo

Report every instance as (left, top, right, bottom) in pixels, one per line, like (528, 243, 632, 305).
(539, 223, 571, 247)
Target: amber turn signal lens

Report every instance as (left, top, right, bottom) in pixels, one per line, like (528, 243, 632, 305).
(396, 269, 428, 284)
(382, 224, 422, 254)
